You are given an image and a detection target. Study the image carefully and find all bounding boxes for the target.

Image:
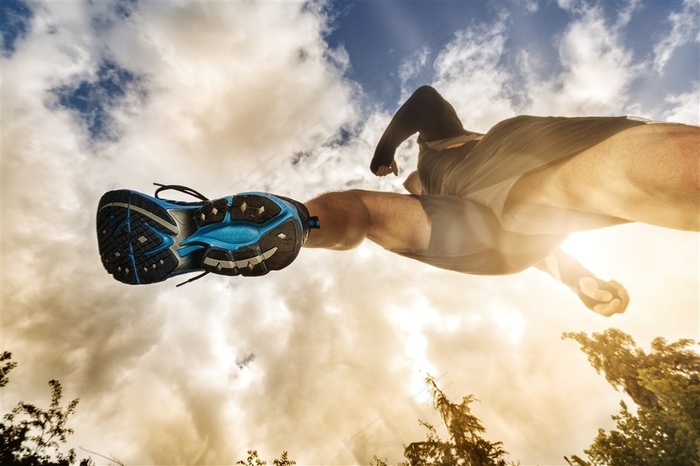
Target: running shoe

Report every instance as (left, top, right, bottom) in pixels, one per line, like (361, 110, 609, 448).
(96, 184, 319, 285)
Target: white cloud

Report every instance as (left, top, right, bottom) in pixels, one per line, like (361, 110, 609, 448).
(614, 0, 643, 28)
(431, 11, 519, 130)
(653, 0, 700, 73)
(557, 9, 636, 111)
(556, 0, 588, 14)
(523, 0, 539, 14)
(398, 46, 430, 89)
(519, 4, 641, 116)
(1, 1, 369, 463)
(661, 82, 700, 125)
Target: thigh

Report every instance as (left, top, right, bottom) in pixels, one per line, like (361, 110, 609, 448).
(507, 123, 699, 230)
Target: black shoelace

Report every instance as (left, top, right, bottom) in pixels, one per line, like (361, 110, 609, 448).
(154, 183, 209, 202)
(152, 183, 212, 287)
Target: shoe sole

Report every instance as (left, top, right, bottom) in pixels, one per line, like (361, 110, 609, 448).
(96, 190, 303, 285)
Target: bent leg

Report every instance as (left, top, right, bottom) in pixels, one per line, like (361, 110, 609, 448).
(508, 123, 700, 231)
(303, 190, 431, 251)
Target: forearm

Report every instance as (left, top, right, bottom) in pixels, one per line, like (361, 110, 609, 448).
(536, 249, 628, 315)
(535, 249, 593, 290)
(370, 86, 466, 173)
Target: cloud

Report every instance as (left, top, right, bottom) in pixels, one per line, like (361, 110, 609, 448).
(661, 83, 700, 124)
(653, 0, 700, 73)
(523, 1, 539, 14)
(557, 8, 636, 110)
(614, 0, 643, 28)
(398, 46, 430, 89)
(2, 1, 698, 465)
(1, 1, 368, 463)
(425, 1, 645, 121)
(1, 0, 33, 57)
(430, 10, 519, 130)
(523, 4, 640, 116)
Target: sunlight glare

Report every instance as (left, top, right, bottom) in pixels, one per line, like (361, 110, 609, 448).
(390, 302, 440, 400)
(487, 303, 526, 346)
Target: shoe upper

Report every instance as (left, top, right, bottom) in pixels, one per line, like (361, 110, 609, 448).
(97, 185, 318, 285)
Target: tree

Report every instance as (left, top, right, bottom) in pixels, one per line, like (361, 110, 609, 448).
(0, 353, 94, 466)
(563, 329, 700, 466)
(374, 376, 517, 466)
(236, 450, 296, 466)
(1, 352, 17, 388)
(220, 330, 700, 466)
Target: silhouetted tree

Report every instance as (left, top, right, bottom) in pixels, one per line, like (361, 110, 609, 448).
(563, 329, 700, 466)
(1, 352, 17, 388)
(0, 353, 93, 466)
(233, 330, 699, 466)
(236, 449, 296, 466)
(374, 376, 517, 466)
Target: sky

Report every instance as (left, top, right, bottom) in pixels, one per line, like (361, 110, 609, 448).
(0, 0, 698, 465)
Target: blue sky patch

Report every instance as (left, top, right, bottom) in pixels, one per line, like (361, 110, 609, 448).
(325, 0, 698, 114)
(51, 60, 146, 141)
(0, 0, 33, 57)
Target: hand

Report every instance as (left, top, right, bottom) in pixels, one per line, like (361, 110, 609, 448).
(375, 160, 398, 177)
(577, 277, 630, 317)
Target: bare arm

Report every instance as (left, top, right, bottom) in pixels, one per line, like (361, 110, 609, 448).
(535, 249, 629, 316)
(371, 85, 467, 175)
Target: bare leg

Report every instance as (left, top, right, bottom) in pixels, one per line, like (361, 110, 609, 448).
(507, 123, 700, 231)
(303, 190, 431, 251)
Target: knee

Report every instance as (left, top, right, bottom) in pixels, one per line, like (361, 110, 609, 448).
(306, 191, 369, 250)
(337, 191, 372, 249)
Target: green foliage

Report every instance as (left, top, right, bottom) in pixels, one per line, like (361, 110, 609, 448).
(403, 376, 513, 466)
(562, 329, 700, 409)
(371, 455, 394, 466)
(374, 376, 517, 466)
(563, 329, 700, 466)
(236, 450, 296, 466)
(0, 353, 93, 466)
(272, 451, 296, 466)
(237, 450, 266, 466)
(1, 352, 17, 388)
(6, 326, 686, 466)
(565, 454, 591, 466)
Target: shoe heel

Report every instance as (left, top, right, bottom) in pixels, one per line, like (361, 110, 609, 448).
(201, 245, 272, 276)
(96, 190, 181, 285)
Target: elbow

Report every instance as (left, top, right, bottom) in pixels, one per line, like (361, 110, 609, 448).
(412, 85, 440, 101)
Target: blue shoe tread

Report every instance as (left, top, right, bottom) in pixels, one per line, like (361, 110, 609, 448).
(96, 189, 304, 284)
